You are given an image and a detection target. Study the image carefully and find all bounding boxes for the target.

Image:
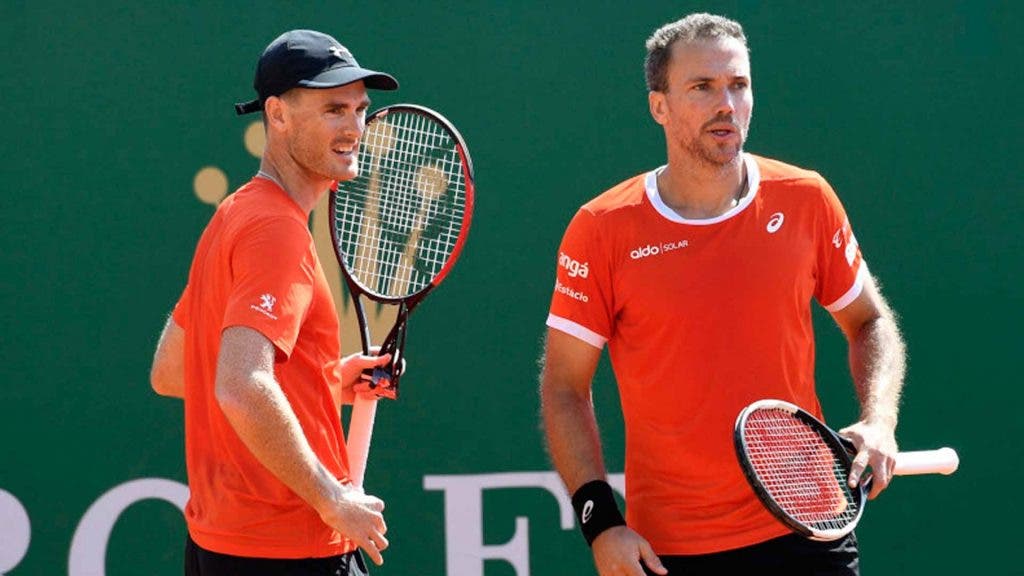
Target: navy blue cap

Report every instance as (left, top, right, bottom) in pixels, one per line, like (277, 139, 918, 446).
(235, 30, 398, 115)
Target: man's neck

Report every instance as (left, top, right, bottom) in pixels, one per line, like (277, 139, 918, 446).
(657, 154, 747, 219)
(257, 152, 333, 216)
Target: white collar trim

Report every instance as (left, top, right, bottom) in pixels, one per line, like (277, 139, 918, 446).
(645, 153, 761, 225)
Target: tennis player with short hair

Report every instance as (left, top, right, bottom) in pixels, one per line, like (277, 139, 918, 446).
(150, 30, 399, 575)
(540, 13, 907, 575)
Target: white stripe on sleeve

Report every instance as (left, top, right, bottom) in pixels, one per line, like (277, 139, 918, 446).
(824, 264, 869, 312)
(546, 314, 607, 349)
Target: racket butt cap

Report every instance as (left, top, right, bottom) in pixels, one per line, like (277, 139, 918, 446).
(935, 447, 960, 475)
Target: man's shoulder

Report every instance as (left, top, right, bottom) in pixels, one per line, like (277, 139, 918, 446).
(750, 154, 829, 189)
(580, 171, 650, 216)
(218, 179, 308, 228)
(201, 183, 311, 257)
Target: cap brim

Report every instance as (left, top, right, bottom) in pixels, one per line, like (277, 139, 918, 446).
(300, 66, 399, 91)
(235, 65, 399, 115)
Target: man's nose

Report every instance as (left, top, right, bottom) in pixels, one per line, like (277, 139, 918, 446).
(341, 114, 364, 138)
(714, 87, 736, 116)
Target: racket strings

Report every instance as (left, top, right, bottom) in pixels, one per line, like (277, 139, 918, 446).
(743, 409, 860, 531)
(335, 111, 468, 298)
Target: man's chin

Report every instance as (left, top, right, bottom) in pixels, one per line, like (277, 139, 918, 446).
(331, 167, 361, 183)
(716, 140, 747, 162)
(697, 150, 743, 168)
(685, 139, 744, 167)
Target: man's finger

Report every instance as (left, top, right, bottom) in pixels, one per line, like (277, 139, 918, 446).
(361, 537, 384, 566)
(639, 541, 668, 575)
(867, 463, 891, 499)
(361, 353, 391, 366)
(848, 451, 870, 487)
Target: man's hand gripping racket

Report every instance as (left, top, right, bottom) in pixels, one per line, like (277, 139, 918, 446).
(329, 104, 474, 487)
(734, 399, 959, 541)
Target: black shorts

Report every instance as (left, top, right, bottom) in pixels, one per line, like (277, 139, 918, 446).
(185, 534, 369, 576)
(644, 533, 859, 576)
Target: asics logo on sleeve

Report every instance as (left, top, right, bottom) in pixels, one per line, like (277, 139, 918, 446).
(766, 212, 785, 233)
(845, 233, 859, 266)
(832, 220, 858, 266)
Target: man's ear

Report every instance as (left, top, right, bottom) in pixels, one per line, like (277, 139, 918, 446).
(648, 91, 668, 126)
(264, 95, 288, 130)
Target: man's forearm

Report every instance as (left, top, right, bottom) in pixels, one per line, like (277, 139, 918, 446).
(848, 313, 906, 427)
(217, 369, 343, 515)
(541, 385, 609, 493)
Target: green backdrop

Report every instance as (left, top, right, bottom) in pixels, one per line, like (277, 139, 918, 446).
(2, 1, 1021, 574)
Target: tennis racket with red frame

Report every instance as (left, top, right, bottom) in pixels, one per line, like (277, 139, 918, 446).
(329, 104, 474, 486)
(734, 399, 959, 541)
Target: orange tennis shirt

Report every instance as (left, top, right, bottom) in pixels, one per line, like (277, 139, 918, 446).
(547, 154, 866, 554)
(172, 177, 354, 558)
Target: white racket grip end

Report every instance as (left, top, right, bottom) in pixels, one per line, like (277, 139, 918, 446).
(347, 395, 379, 489)
(894, 447, 960, 476)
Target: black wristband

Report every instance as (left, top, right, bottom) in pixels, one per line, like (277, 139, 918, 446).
(571, 479, 626, 546)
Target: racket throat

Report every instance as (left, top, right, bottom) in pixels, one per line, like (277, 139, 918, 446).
(366, 301, 409, 400)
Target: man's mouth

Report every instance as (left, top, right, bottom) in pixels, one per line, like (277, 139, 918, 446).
(333, 143, 357, 157)
(706, 123, 737, 137)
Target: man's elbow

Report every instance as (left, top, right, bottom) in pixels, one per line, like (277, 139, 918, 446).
(151, 317, 186, 398)
(150, 364, 184, 398)
(214, 373, 253, 418)
(540, 373, 590, 415)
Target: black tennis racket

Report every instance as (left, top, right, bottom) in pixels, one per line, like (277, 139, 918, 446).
(734, 399, 959, 541)
(329, 104, 474, 486)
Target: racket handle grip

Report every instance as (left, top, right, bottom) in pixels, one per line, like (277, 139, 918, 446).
(894, 447, 960, 476)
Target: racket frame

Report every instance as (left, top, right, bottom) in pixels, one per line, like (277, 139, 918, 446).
(734, 399, 867, 542)
(328, 103, 475, 397)
(333, 104, 474, 303)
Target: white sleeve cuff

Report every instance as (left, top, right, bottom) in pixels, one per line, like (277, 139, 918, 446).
(824, 264, 868, 312)
(546, 314, 607, 349)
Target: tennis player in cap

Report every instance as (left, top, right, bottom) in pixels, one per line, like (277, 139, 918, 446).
(151, 29, 399, 575)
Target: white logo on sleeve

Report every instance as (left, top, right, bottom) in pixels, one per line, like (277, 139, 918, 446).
(250, 293, 279, 320)
(581, 500, 594, 524)
(832, 228, 843, 248)
(766, 212, 785, 233)
(558, 252, 589, 278)
(555, 280, 589, 302)
(260, 294, 276, 312)
(845, 233, 859, 266)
